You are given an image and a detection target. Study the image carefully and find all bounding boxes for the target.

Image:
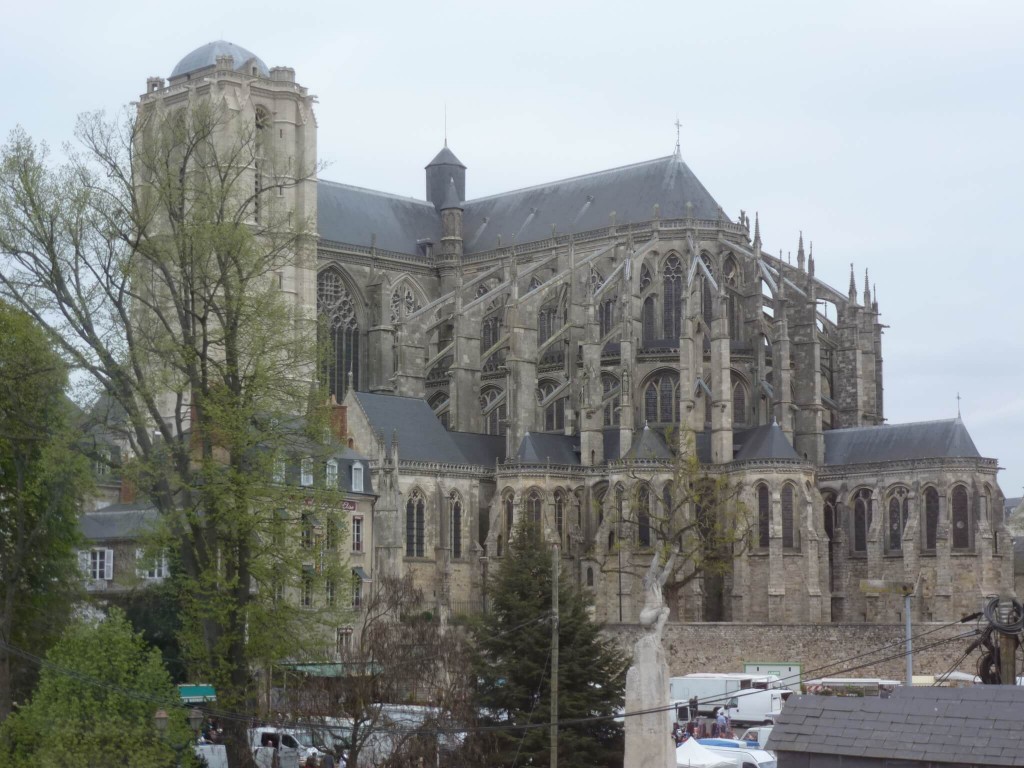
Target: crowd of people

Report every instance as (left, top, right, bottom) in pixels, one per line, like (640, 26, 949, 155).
(672, 707, 734, 746)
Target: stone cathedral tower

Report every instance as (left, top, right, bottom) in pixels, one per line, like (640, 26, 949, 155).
(139, 41, 320, 423)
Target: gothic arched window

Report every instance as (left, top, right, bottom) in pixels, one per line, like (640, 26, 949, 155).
(732, 374, 748, 427)
(643, 372, 678, 425)
(527, 490, 542, 530)
(853, 489, 871, 553)
(538, 305, 559, 345)
(781, 484, 795, 548)
(318, 270, 359, 401)
(538, 380, 566, 432)
(481, 387, 506, 436)
(642, 296, 656, 345)
(481, 315, 502, 352)
(405, 491, 425, 557)
(602, 374, 620, 426)
(952, 485, 970, 549)
(390, 284, 421, 323)
(757, 483, 770, 549)
(253, 106, 270, 223)
(887, 490, 909, 552)
(504, 493, 514, 534)
(450, 492, 463, 559)
(599, 296, 617, 338)
(638, 486, 652, 548)
(555, 491, 565, 541)
(924, 487, 939, 551)
(663, 255, 683, 339)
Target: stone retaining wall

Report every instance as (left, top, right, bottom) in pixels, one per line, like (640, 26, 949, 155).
(603, 621, 978, 684)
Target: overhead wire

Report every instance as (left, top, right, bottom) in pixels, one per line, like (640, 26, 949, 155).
(0, 615, 979, 740)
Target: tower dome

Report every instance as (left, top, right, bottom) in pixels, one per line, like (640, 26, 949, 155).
(170, 41, 269, 79)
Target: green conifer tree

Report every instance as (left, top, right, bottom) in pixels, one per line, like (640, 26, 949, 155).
(468, 522, 628, 768)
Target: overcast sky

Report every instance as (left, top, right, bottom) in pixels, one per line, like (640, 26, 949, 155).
(2, 0, 1021, 497)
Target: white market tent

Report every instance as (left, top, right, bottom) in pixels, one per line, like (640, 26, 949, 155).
(676, 738, 737, 768)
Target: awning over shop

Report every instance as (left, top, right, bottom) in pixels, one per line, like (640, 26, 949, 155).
(179, 684, 216, 703)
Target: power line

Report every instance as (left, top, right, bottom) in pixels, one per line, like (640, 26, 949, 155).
(0, 623, 978, 739)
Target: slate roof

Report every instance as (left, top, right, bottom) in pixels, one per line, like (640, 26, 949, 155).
(352, 392, 505, 467)
(517, 432, 580, 465)
(317, 180, 441, 255)
(624, 424, 673, 460)
(80, 503, 160, 541)
(769, 688, 1024, 766)
(170, 41, 269, 78)
(823, 418, 982, 466)
(461, 154, 724, 254)
(733, 422, 800, 462)
(315, 153, 724, 256)
(426, 146, 465, 169)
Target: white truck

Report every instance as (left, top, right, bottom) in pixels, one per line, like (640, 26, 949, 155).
(721, 689, 789, 726)
(669, 674, 791, 724)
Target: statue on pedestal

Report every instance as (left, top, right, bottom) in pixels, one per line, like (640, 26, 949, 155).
(624, 550, 677, 768)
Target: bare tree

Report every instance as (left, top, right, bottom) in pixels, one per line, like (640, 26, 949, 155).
(0, 102, 338, 766)
(598, 433, 752, 622)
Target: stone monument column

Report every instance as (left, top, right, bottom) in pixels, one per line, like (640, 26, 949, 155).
(624, 552, 677, 768)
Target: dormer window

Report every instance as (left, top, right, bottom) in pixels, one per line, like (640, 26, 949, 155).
(301, 458, 313, 487)
(352, 462, 364, 493)
(326, 459, 338, 488)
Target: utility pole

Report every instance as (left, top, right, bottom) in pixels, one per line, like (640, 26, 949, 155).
(551, 543, 559, 768)
(860, 579, 915, 685)
(997, 595, 1017, 685)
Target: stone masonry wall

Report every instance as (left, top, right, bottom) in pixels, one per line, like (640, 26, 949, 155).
(604, 621, 977, 684)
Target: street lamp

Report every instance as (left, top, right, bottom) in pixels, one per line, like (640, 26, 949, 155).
(154, 707, 204, 767)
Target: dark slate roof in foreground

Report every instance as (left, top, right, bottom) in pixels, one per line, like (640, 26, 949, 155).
(461, 155, 724, 254)
(352, 392, 505, 467)
(517, 432, 580, 465)
(733, 422, 800, 461)
(823, 418, 982, 466)
(769, 688, 1024, 765)
(80, 503, 159, 541)
(317, 180, 441, 255)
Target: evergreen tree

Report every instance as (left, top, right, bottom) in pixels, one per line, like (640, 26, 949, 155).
(0, 607, 195, 768)
(468, 522, 627, 768)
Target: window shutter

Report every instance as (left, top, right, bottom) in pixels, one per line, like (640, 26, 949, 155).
(104, 549, 114, 580)
(78, 550, 90, 576)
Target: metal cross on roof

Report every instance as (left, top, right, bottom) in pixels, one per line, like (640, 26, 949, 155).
(674, 117, 682, 156)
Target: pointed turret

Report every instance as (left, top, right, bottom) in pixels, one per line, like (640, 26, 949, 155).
(872, 283, 878, 312)
(808, 242, 815, 277)
(863, 268, 871, 307)
(797, 231, 806, 271)
(753, 212, 762, 258)
(848, 263, 857, 301)
(440, 176, 463, 211)
(425, 145, 466, 210)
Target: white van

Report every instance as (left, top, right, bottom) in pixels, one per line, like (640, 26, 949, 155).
(701, 742, 777, 768)
(249, 727, 326, 767)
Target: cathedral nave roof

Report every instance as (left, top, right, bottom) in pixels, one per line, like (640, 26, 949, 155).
(823, 418, 982, 465)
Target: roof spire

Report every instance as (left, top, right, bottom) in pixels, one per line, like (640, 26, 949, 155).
(797, 231, 806, 271)
(674, 116, 682, 157)
(956, 392, 962, 419)
(753, 212, 761, 254)
(808, 241, 815, 276)
(863, 268, 871, 305)
(848, 263, 857, 300)
(872, 283, 878, 311)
